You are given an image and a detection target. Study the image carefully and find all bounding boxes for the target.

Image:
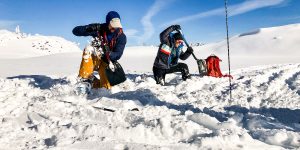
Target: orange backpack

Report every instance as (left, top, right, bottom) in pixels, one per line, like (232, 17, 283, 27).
(206, 55, 232, 78)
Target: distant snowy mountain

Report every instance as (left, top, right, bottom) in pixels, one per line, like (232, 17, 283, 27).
(200, 23, 300, 55)
(0, 28, 81, 59)
(184, 23, 300, 71)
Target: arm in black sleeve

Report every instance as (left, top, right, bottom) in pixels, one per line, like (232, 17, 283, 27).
(109, 33, 127, 61)
(159, 25, 176, 46)
(72, 25, 90, 36)
(72, 23, 103, 37)
(179, 48, 192, 60)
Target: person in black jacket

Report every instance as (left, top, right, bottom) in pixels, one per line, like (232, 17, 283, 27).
(153, 25, 193, 85)
(73, 11, 126, 89)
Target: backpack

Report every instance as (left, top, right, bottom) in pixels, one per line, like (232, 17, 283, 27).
(206, 55, 232, 78)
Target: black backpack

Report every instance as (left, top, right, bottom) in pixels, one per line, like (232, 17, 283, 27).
(105, 61, 126, 86)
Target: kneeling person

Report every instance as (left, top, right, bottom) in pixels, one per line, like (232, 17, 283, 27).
(153, 25, 193, 85)
(73, 11, 126, 90)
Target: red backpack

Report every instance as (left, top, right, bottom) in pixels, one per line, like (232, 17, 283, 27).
(206, 55, 233, 78)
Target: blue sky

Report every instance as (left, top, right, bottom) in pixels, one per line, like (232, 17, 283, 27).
(1, 0, 300, 48)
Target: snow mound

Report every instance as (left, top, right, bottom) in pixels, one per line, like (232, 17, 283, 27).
(186, 23, 300, 70)
(198, 23, 300, 56)
(0, 64, 299, 149)
(0, 29, 81, 59)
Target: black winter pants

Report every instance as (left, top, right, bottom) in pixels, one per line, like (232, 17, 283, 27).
(153, 63, 190, 84)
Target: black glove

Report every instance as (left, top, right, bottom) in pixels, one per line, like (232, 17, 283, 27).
(86, 23, 101, 33)
(186, 47, 194, 54)
(173, 24, 181, 31)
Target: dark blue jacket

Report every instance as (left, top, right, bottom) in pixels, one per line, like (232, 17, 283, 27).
(153, 26, 192, 69)
(72, 23, 126, 61)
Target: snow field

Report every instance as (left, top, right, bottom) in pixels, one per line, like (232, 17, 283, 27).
(1, 23, 300, 149)
(1, 64, 299, 149)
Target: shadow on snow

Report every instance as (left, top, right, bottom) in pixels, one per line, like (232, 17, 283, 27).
(7, 75, 69, 89)
(225, 105, 300, 132)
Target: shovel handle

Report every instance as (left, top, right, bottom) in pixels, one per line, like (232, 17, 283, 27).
(176, 29, 199, 60)
(191, 52, 198, 60)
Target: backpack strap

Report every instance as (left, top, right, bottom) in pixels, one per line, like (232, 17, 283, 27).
(99, 28, 123, 52)
(109, 28, 123, 50)
(223, 74, 233, 79)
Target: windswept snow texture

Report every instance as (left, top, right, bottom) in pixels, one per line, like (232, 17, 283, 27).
(1, 24, 300, 149)
(0, 64, 300, 149)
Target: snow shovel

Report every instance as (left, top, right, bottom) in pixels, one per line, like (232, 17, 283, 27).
(177, 29, 207, 77)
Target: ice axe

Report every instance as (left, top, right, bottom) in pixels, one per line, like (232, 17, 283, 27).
(176, 29, 208, 76)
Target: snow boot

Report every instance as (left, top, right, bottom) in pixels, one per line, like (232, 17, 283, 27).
(75, 78, 92, 95)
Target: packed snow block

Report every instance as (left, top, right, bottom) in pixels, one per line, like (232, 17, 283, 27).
(92, 97, 142, 112)
(15, 112, 36, 130)
(27, 112, 48, 124)
(58, 119, 72, 128)
(187, 113, 221, 131)
(15, 112, 47, 131)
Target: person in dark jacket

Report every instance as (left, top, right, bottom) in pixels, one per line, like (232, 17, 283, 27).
(153, 25, 193, 85)
(73, 11, 127, 89)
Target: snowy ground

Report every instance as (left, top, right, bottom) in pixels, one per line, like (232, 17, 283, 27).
(1, 64, 300, 149)
(1, 24, 300, 149)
